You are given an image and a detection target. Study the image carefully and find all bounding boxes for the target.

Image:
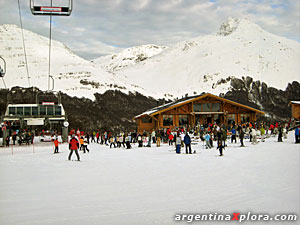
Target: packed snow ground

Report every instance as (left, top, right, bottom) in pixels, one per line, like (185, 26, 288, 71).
(0, 133, 299, 225)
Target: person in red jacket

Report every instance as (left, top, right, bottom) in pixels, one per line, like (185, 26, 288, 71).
(68, 135, 80, 161)
(53, 138, 59, 154)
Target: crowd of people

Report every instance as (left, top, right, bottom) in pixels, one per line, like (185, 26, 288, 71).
(64, 120, 299, 160)
(1, 120, 299, 161)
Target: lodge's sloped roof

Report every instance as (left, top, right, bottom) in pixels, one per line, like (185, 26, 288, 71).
(134, 93, 264, 119)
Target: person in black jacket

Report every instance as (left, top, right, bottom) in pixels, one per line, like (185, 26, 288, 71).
(184, 133, 192, 154)
(239, 127, 245, 147)
(217, 140, 225, 156)
(278, 126, 283, 142)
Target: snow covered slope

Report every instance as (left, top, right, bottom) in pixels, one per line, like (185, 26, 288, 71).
(0, 133, 299, 225)
(0, 24, 145, 99)
(114, 18, 300, 98)
(93, 44, 167, 73)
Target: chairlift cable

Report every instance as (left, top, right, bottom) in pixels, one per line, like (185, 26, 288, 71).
(17, 0, 31, 88)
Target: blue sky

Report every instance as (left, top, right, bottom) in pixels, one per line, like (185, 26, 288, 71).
(0, 0, 299, 60)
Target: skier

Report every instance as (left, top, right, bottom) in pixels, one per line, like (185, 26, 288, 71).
(251, 128, 258, 144)
(278, 126, 283, 142)
(137, 134, 143, 147)
(142, 133, 148, 147)
(260, 125, 265, 142)
(83, 136, 90, 153)
(53, 138, 59, 153)
(5, 136, 10, 147)
(125, 135, 131, 149)
(295, 126, 300, 143)
(168, 132, 174, 146)
(96, 131, 100, 143)
(91, 132, 95, 143)
(68, 135, 80, 161)
(147, 133, 151, 147)
(205, 132, 211, 149)
(119, 133, 125, 147)
(216, 139, 225, 156)
(180, 132, 185, 148)
(239, 127, 245, 147)
(12, 132, 17, 145)
(156, 131, 161, 147)
(109, 135, 116, 148)
(175, 135, 181, 154)
(231, 126, 237, 143)
(283, 126, 287, 139)
(184, 133, 192, 154)
(79, 136, 84, 150)
(221, 128, 227, 147)
(151, 130, 156, 144)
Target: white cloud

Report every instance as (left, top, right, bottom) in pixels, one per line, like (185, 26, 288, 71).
(0, 0, 299, 59)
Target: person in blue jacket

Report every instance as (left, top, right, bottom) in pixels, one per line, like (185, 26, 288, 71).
(295, 126, 299, 143)
(231, 126, 237, 143)
(184, 133, 192, 154)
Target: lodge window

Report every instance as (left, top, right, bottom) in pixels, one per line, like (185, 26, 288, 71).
(55, 106, 62, 115)
(32, 107, 38, 116)
(193, 104, 201, 112)
(24, 107, 31, 116)
(8, 107, 16, 115)
(39, 106, 46, 115)
(227, 114, 236, 125)
(179, 115, 188, 126)
(211, 103, 220, 112)
(202, 103, 210, 112)
(241, 114, 250, 123)
(193, 103, 220, 112)
(16, 107, 23, 116)
(141, 117, 152, 123)
(163, 115, 173, 126)
(47, 106, 54, 115)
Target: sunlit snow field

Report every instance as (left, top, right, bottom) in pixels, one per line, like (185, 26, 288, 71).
(0, 133, 299, 225)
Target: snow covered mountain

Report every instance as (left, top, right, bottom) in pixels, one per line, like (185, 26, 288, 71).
(101, 18, 299, 98)
(0, 24, 146, 99)
(1, 18, 299, 101)
(93, 44, 168, 73)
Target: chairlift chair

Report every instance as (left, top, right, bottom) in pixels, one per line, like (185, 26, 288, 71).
(30, 0, 73, 16)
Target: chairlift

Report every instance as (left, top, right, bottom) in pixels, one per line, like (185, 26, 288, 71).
(30, 0, 73, 16)
(0, 56, 6, 78)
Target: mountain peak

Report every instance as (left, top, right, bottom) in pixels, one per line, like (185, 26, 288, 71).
(217, 17, 241, 36)
(216, 17, 263, 36)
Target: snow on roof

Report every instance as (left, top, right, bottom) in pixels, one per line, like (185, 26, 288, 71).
(134, 94, 205, 118)
(290, 101, 300, 105)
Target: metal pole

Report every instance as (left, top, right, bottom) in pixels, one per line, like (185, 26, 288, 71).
(48, 16, 52, 90)
(48, 0, 53, 91)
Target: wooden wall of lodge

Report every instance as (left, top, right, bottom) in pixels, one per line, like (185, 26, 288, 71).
(137, 99, 258, 133)
(291, 104, 300, 119)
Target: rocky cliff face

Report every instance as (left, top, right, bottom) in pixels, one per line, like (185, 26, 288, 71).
(223, 77, 300, 121)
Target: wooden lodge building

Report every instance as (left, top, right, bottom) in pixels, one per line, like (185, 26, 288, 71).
(289, 101, 300, 120)
(134, 93, 265, 133)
